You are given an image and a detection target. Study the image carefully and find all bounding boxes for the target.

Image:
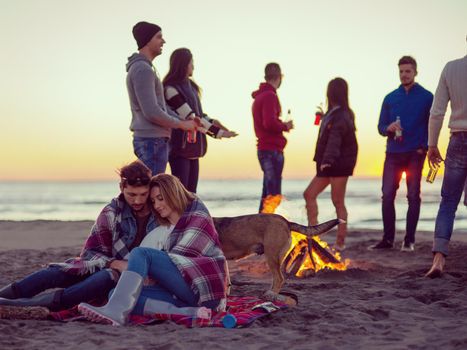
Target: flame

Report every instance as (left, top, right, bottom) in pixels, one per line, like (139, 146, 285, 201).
(261, 194, 283, 214)
(287, 232, 349, 277)
(261, 194, 349, 277)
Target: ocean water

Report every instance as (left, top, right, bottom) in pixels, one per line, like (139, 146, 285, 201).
(0, 178, 466, 231)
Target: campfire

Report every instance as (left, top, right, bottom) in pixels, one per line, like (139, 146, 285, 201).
(261, 195, 349, 277)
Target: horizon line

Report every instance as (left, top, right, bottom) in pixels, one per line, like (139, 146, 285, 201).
(0, 175, 381, 182)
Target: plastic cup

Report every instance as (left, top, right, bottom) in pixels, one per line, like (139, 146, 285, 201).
(222, 314, 237, 328)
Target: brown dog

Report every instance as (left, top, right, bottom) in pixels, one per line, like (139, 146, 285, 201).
(213, 214, 340, 297)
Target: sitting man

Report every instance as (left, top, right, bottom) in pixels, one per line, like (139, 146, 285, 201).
(0, 160, 156, 312)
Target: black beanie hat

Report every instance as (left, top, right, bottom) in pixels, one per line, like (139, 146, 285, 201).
(132, 21, 162, 50)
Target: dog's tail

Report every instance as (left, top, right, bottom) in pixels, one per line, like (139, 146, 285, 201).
(288, 218, 344, 237)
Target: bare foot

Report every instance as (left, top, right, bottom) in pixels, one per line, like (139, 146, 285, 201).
(425, 252, 445, 278)
(333, 242, 346, 252)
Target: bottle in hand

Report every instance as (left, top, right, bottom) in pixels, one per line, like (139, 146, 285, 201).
(394, 116, 403, 142)
(426, 162, 439, 183)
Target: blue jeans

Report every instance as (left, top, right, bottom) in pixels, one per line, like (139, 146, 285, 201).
(257, 150, 284, 212)
(133, 136, 169, 176)
(11, 266, 117, 310)
(127, 247, 198, 315)
(381, 150, 426, 244)
(433, 132, 467, 256)
(169, 157, 199, 193)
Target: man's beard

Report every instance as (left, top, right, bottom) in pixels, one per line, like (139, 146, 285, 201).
(132, 204, 146, 213)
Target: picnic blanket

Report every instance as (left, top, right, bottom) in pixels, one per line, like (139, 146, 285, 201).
(49, 295, 289, 328)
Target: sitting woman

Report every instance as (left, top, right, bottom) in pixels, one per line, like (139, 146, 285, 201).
(79, 174, 227, 326)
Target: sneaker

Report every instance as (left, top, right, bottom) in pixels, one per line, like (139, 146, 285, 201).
(368, 240, 394, 250)
(400, 242, 415, 252)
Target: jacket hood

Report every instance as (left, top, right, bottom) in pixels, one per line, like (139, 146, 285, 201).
(251, 82, 276, 98)
(126, 53, 151, 72)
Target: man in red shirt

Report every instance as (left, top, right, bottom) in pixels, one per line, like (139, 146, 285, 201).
(251, 63, 294, 212)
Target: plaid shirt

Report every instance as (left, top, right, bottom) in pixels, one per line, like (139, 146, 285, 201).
(167, 198, 227, 305)
(49, 194, 156, 275)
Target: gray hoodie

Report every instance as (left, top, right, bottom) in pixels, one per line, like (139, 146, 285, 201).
(126, 53, 182, 138)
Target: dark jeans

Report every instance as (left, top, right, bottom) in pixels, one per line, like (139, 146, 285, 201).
(257, 150, 284, 212)
(381, 150, 426, 244)
(133, 136, 169, 176)
(433, 132, 467, 256)
(169, 157, 199, 193)
(11, 266, 117, 310)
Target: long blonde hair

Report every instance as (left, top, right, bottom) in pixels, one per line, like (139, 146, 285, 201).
(149, 174, 195, 225)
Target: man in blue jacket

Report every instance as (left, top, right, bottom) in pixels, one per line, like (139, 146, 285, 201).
(370, 56, 433, 251)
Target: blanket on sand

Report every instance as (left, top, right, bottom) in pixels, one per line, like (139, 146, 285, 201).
(49, 296, 288, 328)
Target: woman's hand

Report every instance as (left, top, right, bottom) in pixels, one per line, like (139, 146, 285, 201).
(109, 259, 128, 273)
(212, 119, 228, 130)
(222, 130, 238, 138)
(320, 163, 331, 171)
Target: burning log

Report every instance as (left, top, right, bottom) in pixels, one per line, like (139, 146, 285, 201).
(309, 238, 340, 264)
(283, 233, 349, 278)
(262, 194, 349, 278)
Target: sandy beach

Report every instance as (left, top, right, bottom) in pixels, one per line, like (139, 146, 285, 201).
(1, 220, 467, 349)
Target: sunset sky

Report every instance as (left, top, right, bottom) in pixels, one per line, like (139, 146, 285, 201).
(0, 0, 465, 180)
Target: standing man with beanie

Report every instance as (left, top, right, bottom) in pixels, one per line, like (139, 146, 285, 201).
(252, 63, 294, 212)
(127, 21, 198, 176)
(370, 56, 433, 252)
(425, 42, 467, 278)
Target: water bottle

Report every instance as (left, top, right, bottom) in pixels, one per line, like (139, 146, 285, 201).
(285, 109, 292, 122)
(394, 116, 403, 142)
(221, 314, 237, 328)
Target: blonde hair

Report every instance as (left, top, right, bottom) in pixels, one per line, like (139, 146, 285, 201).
(149, 174, 195, 225)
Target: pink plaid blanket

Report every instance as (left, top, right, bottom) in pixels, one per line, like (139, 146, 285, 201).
(49, 296, 288, 328)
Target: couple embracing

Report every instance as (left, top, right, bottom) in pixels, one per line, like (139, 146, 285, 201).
(0, 160, 228, 325)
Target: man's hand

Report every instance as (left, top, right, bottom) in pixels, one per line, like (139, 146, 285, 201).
(109, 260, 128, 273)
(320, 163, 331, 171)
(180, 119, 198, 131)
(285, 120, 294, 131)
(143, 277, 157, 286)
(428, 146, 443, 168)
(386, 121, 403, 133)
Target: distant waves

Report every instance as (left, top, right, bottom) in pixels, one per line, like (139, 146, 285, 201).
(0, 179, 465, 231)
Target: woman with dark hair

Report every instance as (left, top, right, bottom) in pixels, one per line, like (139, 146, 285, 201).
(78, 174, 227, 326)
(303, 78, 358, 251)
(163, 48, 237, 193)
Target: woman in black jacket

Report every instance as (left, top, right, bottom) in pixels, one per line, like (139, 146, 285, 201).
(304, 78, 358, 251)
(163, 48, 237, 193)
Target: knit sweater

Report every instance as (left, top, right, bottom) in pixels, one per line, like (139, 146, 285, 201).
(428, 55, 467, 146)
(126, 53, 182, 138)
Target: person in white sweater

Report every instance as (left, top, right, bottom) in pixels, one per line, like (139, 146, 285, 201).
(425, 41, 467, 278)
